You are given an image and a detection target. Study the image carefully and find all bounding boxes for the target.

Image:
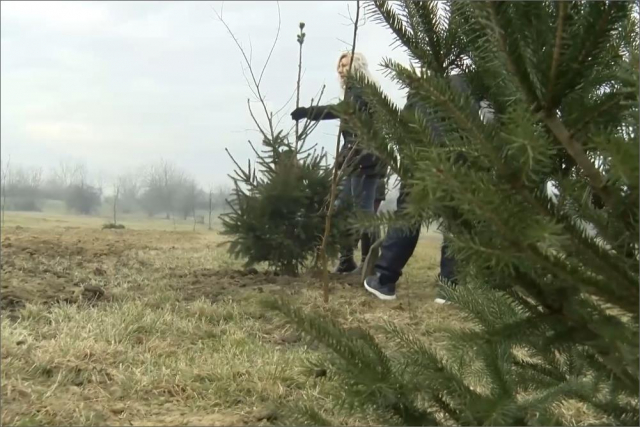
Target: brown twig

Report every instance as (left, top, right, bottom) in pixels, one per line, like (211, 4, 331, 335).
(318, 0, 361, 305)
(546, 1, 566, 109)
(213, 3, 281, 141)
(294, 23, 306, 153)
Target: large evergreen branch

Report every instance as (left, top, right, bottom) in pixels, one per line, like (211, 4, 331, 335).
(409, 1, 446, 74)
(348, 69, 624, 298)
(369, 0, 430, 65)
(264, 296, 439, 425)
(417, 159, 632, 314)
(483, 1, 614, 210)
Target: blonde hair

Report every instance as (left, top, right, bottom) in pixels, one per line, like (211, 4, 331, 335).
(337, 51, 374, 89)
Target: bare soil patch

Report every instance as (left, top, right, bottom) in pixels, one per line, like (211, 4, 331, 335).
(168, 267, 360, 303)
(1, 226, 358, 312)
(1, 226, 202, 311)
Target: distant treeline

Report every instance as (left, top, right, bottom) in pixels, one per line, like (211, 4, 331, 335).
(0, 159, 231, 219)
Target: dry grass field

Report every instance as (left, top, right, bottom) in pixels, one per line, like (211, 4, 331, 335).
(1, 212, 599, 426)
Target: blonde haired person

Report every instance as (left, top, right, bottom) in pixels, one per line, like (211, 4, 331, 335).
(336, 51, 373, 88)
(291, 51, 385, 274)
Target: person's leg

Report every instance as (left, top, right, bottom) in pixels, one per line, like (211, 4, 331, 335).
(375, 183, 420, 280)
(434, 235, 457, 304)
(373, 178, 385, 213)
(351, 175, 378, 269)
(333, 176, 352, 210)
(333, 177, 358, 273)
(439, 237, 456, 283)
(364, 183, 421, 300)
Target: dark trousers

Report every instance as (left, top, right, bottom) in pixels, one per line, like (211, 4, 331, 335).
(335, 175, 379, 264)
(374, 183, 456, 284)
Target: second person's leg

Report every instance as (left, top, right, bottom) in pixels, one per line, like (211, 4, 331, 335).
(364, 183, 421, 300)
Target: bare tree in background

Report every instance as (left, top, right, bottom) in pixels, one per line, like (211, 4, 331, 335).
(53, 160, 75, 188)
(161, 160, 181, 219)
(208, 185, 230, 230)
(54, 160, 88, 188)
(189, 180, 198, 231)
(139, 159, 184, 219)
(1, 157, 10, 227)
(4, 165, 44, 212)
(94, 170, 106, 200)
(41, 161, 83, 201)
(117, 171, 141, 214)
(208, 186, 214, 230)
(112, 181, 120, 226)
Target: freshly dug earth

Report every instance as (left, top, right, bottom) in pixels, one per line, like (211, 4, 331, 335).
(1, 227, 147, 311)
(1, 226, 363, 312)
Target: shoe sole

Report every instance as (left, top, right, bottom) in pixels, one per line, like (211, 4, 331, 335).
(363, 280, 396, 301)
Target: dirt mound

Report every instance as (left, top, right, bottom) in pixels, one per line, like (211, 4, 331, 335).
(168, 268, 300, 302)
(168, 267, 360, 303)
(1, 277, 107, 312)
(0, 225, 361, 311)
(1, 228, 144, 259)
(0, 227, 140, 311)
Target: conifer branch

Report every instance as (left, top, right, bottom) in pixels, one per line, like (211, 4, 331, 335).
(485, 2, 613, 209)
(543, 114, 612, 206)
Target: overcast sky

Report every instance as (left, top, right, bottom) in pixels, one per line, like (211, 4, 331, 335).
(1, 1, 410, 188)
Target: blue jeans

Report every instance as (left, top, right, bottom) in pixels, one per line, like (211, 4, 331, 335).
(335, 175, 378, 211)
(374, 183, 456, 284)
(335, 175, 378, 263)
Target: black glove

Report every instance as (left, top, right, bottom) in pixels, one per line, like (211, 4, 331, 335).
(291, 107, 308, 121)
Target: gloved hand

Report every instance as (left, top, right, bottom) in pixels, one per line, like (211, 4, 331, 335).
(290, 107, 308, 121)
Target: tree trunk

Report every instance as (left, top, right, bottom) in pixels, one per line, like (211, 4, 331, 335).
(113, 187, 119, 226)
(1, 191, 6, 228)
(208, 190, 213, 230)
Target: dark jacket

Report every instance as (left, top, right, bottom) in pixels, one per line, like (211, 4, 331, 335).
(403, 74, 481, 142)
(402, 74, 485, 170)
(302, 84, 383, 178)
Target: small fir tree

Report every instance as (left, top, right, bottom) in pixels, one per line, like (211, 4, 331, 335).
(221, 23, 351, 276)
(221, 132, 346, 275)
(267, 1, 639, 425)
